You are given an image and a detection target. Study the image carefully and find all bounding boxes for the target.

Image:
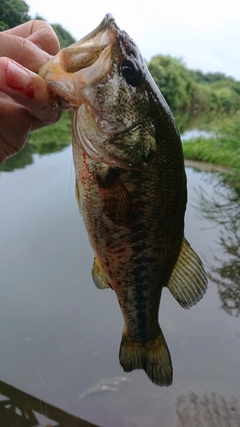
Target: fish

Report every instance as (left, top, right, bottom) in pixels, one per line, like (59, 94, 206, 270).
(39, 14, 207, 386)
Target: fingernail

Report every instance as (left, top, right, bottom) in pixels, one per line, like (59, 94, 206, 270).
(6, 60, 31, 90)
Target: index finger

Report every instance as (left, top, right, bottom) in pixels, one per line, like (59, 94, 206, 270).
(3, 20, 60, 55)
(0, 34, 52, 71)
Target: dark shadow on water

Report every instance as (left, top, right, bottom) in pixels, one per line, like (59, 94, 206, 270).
(0, 380, 100, 427)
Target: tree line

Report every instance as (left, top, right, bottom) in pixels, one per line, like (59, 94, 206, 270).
(0, 0, 75, 47)
(148, 55, 240, 117)
(2, 0, 239, 119)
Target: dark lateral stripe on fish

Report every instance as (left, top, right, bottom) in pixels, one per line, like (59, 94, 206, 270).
(123, 253, 160, 342)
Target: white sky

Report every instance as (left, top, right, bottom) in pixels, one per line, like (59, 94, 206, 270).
(27, 0, 240, 80)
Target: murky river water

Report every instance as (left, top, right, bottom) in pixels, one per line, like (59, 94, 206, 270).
(0, 145, 239, 427)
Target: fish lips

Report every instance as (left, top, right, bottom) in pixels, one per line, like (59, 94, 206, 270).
(38, 14, 117, 106)
(39, 14, 156, 170)
(38, 50, 112, 107)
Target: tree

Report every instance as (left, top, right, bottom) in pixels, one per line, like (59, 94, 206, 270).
(51, 24, 75, 48)
(33, 15, 76, 48)
(0, 0, 30, 29)
(189, 69, 230, 84)
(148, 55, 194, 112)
(0, 21, 9, 31)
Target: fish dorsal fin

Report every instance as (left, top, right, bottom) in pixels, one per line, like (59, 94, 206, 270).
(92, 257, 112, 290)
(166, 237, 207, 309)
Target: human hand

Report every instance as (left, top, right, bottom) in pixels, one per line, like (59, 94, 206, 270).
(0, 20, 63, 163)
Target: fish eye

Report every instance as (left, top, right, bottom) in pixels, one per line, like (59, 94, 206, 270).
(121, 60, 141, 87)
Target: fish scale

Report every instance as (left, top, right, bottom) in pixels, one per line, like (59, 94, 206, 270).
(39, 13, 207, 386)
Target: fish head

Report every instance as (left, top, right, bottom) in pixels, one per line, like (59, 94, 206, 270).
(39, 14, 157, 170)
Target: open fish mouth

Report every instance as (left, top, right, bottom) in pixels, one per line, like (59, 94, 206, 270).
(38, 14, 117, 106)
(39, 14, 157, 170)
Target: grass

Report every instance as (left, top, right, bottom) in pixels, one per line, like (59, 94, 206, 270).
(182, 112, 240, 193)
(183, 136, 240, 169)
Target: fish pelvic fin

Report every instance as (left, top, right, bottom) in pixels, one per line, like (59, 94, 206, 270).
(92, 257, 112, 290)
(166, 237, 208, 309)
(119, 327, 173, 387)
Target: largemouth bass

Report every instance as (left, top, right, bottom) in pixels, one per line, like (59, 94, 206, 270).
(39, 14, 207, 386)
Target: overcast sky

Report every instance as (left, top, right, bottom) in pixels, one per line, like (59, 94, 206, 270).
(27, 0, 240, 80)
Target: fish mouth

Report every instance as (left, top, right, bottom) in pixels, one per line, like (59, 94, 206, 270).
(76, 13, 115, 47)
(38, 14, 118, 105)
(39, 14, 156, 170)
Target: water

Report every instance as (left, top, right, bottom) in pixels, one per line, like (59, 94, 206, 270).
(0, 146, 239, 427)
(181, 129, 213, 141)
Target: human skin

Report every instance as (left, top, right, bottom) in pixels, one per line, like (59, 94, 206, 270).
(0, 20, 64, 163)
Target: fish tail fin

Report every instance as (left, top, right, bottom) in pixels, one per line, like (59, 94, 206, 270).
(119, 326, 172, 386)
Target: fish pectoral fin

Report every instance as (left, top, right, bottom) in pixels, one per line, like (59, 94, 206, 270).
(92, 257, 112, 290)
(166, 237, 208, 309)
(119, 326, 173, 387)
(101, 179, 132, 224)
(96, 168, 132, 225)
(75, 178, 82, 216)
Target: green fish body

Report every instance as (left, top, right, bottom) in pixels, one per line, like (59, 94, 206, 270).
(39, 14, 207, 386)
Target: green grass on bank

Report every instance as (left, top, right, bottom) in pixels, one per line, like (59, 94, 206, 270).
(183, 112, 240, 193)
(183, 137, 240, 194)
(183, 136, 240, 170)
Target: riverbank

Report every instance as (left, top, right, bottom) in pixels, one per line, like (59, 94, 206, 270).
(182, 111, 240, 192)
(184, 159, 228, 173)
(183, 136, 239, 170)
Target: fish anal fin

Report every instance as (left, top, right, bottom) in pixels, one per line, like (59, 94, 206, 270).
(92, 257, 111, 290)
(119, 326, 173, 387)
(166, 237, 208, 309)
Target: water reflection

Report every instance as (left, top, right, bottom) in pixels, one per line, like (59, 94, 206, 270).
(176, 391, 240, 426)
(0, 380, 99, 427)
(0, 143, 34, 172)
(0, 112, 208, 173)
(195, 174, 240, 317)
(0, 112, 72, 172)
(1, 143, 240, 426)
(78, 377, 131, 400)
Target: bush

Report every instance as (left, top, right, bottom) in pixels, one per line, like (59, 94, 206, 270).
(148, 55, 194, 112)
